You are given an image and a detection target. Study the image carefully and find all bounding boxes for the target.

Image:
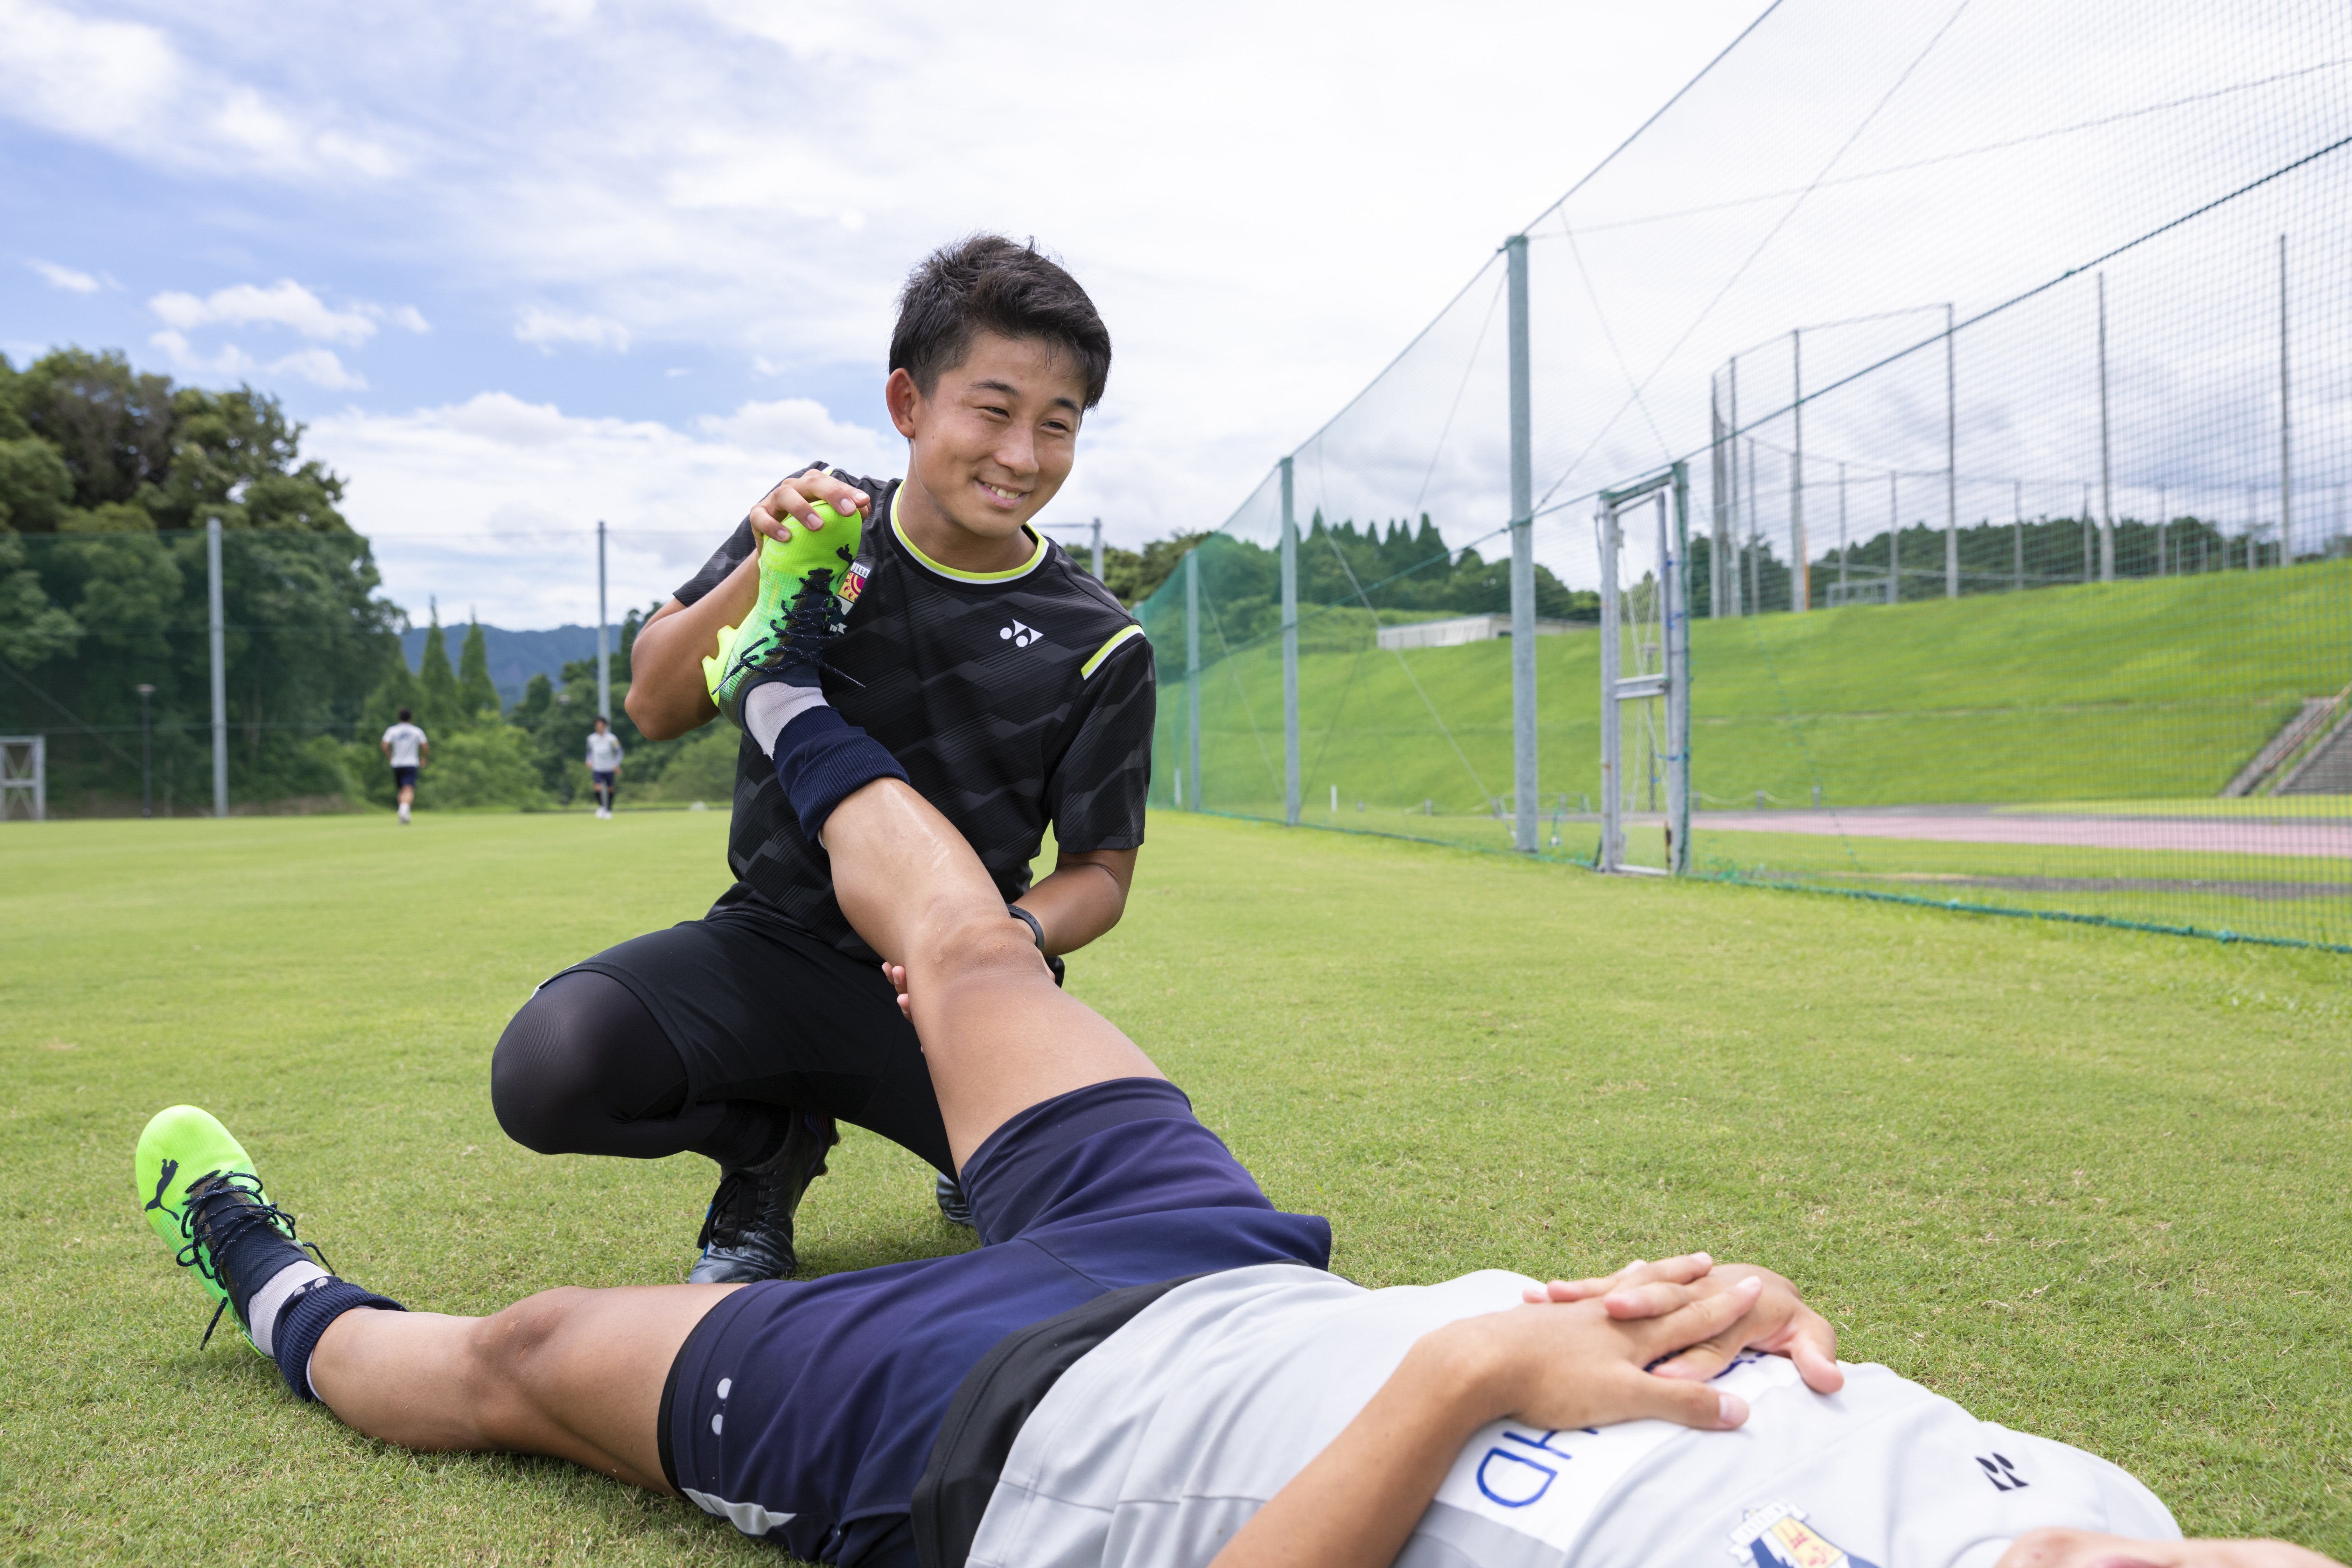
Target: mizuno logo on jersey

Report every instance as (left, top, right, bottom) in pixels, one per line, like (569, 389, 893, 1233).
(1000, 620, 1041, 648)
(1726, 1503, 1881, 1568)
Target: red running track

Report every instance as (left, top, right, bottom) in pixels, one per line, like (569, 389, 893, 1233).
(1695, 809, 2352, 859)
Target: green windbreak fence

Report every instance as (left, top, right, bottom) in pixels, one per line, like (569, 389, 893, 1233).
(1134, 0, 2352, 950)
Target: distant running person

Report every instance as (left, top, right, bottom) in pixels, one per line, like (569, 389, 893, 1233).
(586, 716, 624, 820)
(486, 235, 1152, 1281)
(379, 708, 428, 825)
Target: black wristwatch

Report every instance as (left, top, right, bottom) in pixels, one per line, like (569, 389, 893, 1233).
(1007, 906, 1067, 988)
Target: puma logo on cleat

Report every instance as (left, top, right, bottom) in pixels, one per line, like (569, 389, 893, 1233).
(144, 1158, 180, 1213)
(1001, 621, 1039, 648)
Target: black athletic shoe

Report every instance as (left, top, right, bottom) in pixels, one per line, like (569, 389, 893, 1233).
(934, 1171, 975, 1230)
(687, 1109, 840, 1284)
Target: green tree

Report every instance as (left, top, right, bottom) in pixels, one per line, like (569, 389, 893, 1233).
(0, 348, 401, 811)
(458, 617, 500, 720)
(415, 607, 464, 733)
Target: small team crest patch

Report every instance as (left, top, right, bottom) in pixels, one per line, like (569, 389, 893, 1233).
(836, 560, 870, 608)
(1726, 1503, 1880, 1568)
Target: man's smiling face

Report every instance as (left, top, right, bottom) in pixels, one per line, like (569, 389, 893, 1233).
(889, 330, 1088, 564)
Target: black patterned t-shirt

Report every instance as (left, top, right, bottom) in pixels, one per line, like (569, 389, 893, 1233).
(671, 467, 1154, 960)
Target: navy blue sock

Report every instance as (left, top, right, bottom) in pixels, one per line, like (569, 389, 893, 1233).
(199, 1192, 313, 1332)
(771, 705, 909, 841)
(271, 1278, 407, 1402)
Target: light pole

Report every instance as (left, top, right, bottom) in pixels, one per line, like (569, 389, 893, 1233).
(135, 684, 155, 817)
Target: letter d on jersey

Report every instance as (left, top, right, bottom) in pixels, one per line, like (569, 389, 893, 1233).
(1475, 1448, 1558, 1507)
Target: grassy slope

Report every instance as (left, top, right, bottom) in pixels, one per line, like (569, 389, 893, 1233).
(3, 812, 2349, 1562)
(1161, 557, 2352, 816)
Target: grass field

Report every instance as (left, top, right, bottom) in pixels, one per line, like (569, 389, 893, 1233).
(1161, 557, 2352, 816)
(5, 810, 2351, 1563)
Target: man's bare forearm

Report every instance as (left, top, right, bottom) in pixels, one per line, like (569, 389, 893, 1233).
(1013, 848, 1135, 956)
(623, 556, 760, 740)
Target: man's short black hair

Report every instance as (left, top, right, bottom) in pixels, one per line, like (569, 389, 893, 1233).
(891, 235, 1111, 410)
(397, 707, 412, 723)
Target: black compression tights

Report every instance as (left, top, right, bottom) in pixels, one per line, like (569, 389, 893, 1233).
(489, 972, 783, 1170)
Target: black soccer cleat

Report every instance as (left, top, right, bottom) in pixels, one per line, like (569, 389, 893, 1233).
(688, 1108, 840, 1284)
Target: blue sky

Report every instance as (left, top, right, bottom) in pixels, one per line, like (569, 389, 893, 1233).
(12, 2, 2338, 628)
(1, 0, 1758, 625)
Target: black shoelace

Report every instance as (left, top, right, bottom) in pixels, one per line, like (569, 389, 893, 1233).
(176, 1170, 332, 1348)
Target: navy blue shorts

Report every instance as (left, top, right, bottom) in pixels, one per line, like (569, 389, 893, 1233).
(659, 1077, 1330, 1564)
(592, 770, 617, 789)
(391, 766, 417, 789)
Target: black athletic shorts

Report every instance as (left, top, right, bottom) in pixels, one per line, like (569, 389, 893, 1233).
(561, 908, 951, 1173)
(391, 765, 417, 789)
(656, 1078, 1332, 1566)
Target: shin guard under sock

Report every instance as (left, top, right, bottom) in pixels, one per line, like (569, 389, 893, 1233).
(771, 705, 909, 840)
(271, 1277, 407, 1402)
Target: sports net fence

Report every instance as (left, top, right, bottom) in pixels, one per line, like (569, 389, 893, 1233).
(1130, 0, 2352, 950)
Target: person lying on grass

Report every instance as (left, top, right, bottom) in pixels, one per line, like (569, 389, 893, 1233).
(137, 650, 2341, 1568)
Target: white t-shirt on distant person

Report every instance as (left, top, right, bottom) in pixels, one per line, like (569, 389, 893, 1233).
(382, 723, 427, 768)
(585, 731, 625, 771)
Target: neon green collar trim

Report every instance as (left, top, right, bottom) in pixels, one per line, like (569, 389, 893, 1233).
(890, 486, 1048, 583)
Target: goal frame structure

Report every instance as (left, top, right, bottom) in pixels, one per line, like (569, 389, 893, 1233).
(0, 735, 46, 823)
(1597, 463, 1691, 876)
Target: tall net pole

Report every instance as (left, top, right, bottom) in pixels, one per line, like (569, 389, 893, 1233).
(1791, 328, 1807, 612)
(1709, 374, 1728, 620)
(1507, 233, 1536, 853)
(2099, 274, 2115, 583)
(1944, 303, 1958, 599)
(2280, 233, 2292, 567)
(1279, 455, 1300, 827)
(1184, 549, 1200, 811)
(596, 519, 610, 721)
(207, 516, 227, 818)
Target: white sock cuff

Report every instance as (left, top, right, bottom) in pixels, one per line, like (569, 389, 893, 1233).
(744, 681, 828, 756)
(244, 1259, 329, 1358)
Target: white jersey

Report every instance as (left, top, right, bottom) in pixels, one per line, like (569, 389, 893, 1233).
(381, 723, 427, 768)
(968, 1265, 2176, 1568)
(585, 731, 624, 770)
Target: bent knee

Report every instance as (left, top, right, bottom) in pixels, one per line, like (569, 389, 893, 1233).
(466, 1287, 597, 1389)
(928, 907, 1050, 985)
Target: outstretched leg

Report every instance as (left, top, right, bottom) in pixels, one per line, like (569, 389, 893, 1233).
(819, 774, 1163, 1170)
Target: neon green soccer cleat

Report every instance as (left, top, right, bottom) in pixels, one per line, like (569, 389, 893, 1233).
(135, 1104, 314, 1352)
(704, 499, 864, 730)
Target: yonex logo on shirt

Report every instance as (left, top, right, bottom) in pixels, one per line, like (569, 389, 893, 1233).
(1001, 620, 1040, 648)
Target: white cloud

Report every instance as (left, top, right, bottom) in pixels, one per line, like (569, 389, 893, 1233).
(150, 280, 378, 344)
(268, 348, 368, 391)
(308, 392, 901, 624)
(388, 304, 432, 333)
(148, 329, 257, 378)
(514, 306, 631, 354)
(0, 0, 404, 181)
(25, 259, 99, 293)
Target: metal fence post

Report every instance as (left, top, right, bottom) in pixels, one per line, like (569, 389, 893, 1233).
(2280, 234, 2292, 567)
(1279, 457, 1300, 826)
(207, 517, 227, 818)
(1185, 549, 1201, 811)
(1507, 233, 1536, 853)
(1668, 463, 1692, 875)
(1791, 329, 1807, 611)
(2098, 275, 2114, 583)
(596, 519, 611, 720)
(1709, 374, 1728, 620)
(1598, 500, 1621, 872)
(1944, 303, 1958, 598)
